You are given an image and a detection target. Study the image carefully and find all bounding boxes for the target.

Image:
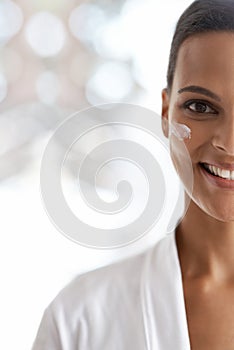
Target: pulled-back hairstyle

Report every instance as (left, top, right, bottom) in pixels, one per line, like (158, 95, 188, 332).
(167, 0, 234, 92)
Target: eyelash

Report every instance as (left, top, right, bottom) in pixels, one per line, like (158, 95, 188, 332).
(183, 100, 218, 115)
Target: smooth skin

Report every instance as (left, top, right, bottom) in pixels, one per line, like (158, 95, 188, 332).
(162, 32, 234, 349)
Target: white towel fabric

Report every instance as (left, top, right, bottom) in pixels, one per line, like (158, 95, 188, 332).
(32, 231, 191, 350)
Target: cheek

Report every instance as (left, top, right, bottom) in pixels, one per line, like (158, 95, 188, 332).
(189, 123, 213, 149)
(170, 117, 215, 162)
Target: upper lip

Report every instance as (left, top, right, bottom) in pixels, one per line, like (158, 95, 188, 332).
(201, 162, 234, 171)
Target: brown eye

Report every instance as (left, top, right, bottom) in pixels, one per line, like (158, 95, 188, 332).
(191, 102, 207, 113)
(186, 101, 216, 114)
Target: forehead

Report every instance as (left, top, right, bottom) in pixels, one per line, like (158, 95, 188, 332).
(172, 32, 234, 93)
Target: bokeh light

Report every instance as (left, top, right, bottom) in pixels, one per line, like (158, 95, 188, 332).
(25, 12, 66, 57)
(68, 4, 106, 44)
(93, 17, 131, 60)
(85, 61, 134, 105)
(0, 0, 23, 46)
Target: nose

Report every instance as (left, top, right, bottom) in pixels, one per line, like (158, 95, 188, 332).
(211, 116, 234, 156)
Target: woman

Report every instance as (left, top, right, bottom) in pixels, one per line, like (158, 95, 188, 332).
(32, 1, 234, 349)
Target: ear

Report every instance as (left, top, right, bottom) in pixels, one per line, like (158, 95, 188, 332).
(161, 88, 169, 138)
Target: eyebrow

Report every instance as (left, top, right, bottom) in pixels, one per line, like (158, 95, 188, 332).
(177, 85, 221, 102)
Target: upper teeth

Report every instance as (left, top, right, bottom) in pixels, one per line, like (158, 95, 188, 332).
(205, 164, 234, 180)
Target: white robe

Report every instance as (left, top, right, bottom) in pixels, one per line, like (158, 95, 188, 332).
(32, 231, 191, 349)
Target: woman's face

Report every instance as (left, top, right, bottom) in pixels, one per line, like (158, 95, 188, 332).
(162, 32, 234, 222)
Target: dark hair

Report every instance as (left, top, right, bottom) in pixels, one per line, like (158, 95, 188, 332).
(167, 0, 234, 93)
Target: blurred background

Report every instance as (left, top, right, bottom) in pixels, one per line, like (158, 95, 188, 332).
(0, 0, 193, 348)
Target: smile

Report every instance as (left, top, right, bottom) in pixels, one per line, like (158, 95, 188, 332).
(201, 163, 234, 181)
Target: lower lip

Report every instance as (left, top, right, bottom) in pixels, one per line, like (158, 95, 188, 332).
(199, 163, 234, 190)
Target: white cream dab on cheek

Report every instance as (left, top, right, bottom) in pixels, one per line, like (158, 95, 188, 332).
(169, 121, 191, 141)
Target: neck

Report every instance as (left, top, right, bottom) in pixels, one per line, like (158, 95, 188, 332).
(176, 196, 234, 283)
